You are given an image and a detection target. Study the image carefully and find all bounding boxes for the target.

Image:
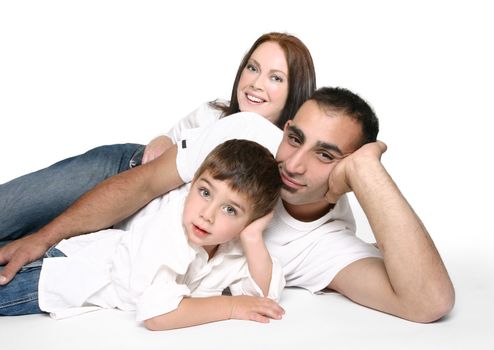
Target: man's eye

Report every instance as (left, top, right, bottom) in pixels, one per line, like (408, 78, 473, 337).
(317, 152, 335, 163)
(288, 135, 301, 146)
(223, 206, 237, 216)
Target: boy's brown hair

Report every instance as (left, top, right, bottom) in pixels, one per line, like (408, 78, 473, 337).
(193, 139, 282, 222)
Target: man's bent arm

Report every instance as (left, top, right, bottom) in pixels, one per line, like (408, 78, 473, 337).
(0, 145, 183, 284)
(42, 145, 182, 241)
(327, 142, 455, 323)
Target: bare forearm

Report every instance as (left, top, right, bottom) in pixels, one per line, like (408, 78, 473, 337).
(37, 146, 183, 246)
(241, 236, 273, 296)
(144, 296, 232, 331)
(348, 157, 454, 309)
(36, 167, 154, 245)
(144, 294, 284, 331)
(0, 146, 184, 285)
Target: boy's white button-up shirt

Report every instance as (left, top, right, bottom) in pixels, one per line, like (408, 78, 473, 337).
(38, 185, 285, 321)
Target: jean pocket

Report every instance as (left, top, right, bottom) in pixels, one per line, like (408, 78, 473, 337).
(16, 247, 65, 272)
(45, 246, 66, 258)
(129, 145, 145, 168)
(19, 259, 43, 271)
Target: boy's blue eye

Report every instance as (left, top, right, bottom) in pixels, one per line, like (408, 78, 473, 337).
(223, 205, 237, 216)
(199, 188, 210, 198)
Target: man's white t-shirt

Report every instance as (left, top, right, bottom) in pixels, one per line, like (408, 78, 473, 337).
(175, 112, 382, 293)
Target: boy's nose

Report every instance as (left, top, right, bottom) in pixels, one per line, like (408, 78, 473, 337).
(200, 205, 215, 224)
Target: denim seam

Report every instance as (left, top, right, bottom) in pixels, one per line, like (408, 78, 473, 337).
(0, 291, 38, 308)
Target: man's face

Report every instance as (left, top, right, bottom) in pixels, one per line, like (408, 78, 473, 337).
(275, 99, 363, 220)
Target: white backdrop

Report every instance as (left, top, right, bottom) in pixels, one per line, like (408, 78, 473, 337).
(1, 1, 493, 348)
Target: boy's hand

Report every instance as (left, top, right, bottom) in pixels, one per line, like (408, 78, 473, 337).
(229, 295, 285, 323)
(238, 211, 275, 296)
(0, 233, 51, 285)
(239, 211, 274, 243)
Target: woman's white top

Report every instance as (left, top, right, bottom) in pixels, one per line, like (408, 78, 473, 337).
(165, 101, 225, 144)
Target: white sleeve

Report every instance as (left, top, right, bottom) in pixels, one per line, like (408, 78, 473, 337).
(164, 102, 223, 144)
(135, 266, 191, 322)
(286, 231, 382, 293)
(130, 195, 196, 322)
(176, 112, 283, 183)
(228, 257, 286, 302)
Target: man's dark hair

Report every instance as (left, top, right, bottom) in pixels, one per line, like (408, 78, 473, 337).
(310, 87, 379, 145)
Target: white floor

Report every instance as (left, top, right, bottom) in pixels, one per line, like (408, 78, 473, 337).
(2, 249, 493, 350)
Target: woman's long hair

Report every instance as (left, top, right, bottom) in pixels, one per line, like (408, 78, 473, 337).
(211, 32, 316, 129)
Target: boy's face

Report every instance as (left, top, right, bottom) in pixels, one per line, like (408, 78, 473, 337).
(182, 170, 252, 252)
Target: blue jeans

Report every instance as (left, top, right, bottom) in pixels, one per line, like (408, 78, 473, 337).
(0, 143, 144, 243)
(0, 247, 65, 316)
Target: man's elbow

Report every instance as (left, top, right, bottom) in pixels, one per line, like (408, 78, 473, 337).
(143, 317, 172, 331)
(407, 285, 455, 323)
(143, 318, 160, 331)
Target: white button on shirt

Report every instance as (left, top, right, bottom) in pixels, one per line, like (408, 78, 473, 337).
(38, 185, 285, 321)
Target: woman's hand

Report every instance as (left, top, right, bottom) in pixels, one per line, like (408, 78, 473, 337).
(142, 135, 173, 164)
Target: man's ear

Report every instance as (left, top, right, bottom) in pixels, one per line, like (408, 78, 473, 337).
(283, 120, 291, 131)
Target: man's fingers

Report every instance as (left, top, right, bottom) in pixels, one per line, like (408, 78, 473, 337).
(376, 140, 387, 152)
(0, 255, 27, 285)
(0, 249, 9, 266)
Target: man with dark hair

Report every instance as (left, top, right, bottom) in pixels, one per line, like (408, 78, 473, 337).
(0, 87, 454, 323)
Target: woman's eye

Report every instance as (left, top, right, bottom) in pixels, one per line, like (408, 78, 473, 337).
(271, 75, 283, 83)
(199, 188, 210, 198)
(246, 64, 257, 72)
(223, 206, 237, 216)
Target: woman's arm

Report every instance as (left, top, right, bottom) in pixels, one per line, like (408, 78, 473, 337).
(142, 135, 174, 164)
(144, 295, 284, 331)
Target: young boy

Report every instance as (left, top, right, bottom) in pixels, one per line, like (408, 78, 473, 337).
(0, 139, 285, 330)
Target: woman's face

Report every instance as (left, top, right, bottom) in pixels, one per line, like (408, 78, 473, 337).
(237, 41, 289, 124)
